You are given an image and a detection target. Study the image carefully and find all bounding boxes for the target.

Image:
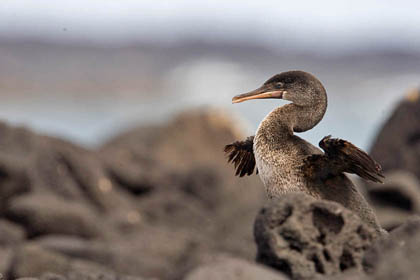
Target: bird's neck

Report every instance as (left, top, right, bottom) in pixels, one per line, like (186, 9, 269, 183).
(259, 99, 327, 139)
(291, 99, 327, 132)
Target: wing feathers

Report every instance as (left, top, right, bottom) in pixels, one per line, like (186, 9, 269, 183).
(224, 136, 257, 177)
(318, 135, 384, 183)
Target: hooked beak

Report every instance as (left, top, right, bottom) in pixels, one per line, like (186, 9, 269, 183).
(232, 85, 285, 104)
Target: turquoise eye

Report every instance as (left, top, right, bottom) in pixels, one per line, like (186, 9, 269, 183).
(275, 82, 283, 89)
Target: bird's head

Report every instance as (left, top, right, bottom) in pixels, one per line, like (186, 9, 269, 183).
(232, 70, 326, 106)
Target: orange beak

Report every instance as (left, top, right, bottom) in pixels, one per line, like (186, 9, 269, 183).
(232, 85, 285, 104)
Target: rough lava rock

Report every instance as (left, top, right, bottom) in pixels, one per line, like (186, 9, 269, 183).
(14, 270, 146, 280)
(363, 217, 420, 279)
(0, 219, 26, 245)
(370, 88, 420, 180)
(254, 193, 378, 279)
(0, 108, 267, 280)
(185, 256, 289, 280)
(366, 170, 420, 230)
(99, 108, 266, 263)
(6, 193, 103, 238)
(366, 90, 420, 230)
(0, 247, 14, 277)
(12, 243, 71, 278)
(11, 243, 146, 280)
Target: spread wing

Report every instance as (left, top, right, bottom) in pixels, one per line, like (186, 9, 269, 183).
(303, 135, 384, 183)
(224, 136, 257, 177)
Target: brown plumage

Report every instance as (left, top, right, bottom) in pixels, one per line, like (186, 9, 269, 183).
(225, 135, 384, 183)
(224, 70, 385, 234)
(224, 136, 257, 177)
(303, 136, 384, 183)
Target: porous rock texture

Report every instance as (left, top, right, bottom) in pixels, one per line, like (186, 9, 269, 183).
(184, 256, 288, 280)
(14, 270, 147, 280)
(254, 193, 378, 280)
(366, 170, 420, 230)
(366, 90, 420, 229)
(369, 88, 420, 180)
(0, 108, 267, 280)
(363, 217, 420, 280)
(6, 102, 420, 279)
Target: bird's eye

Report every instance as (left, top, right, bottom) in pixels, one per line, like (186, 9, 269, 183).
(274, 82, 283, 89)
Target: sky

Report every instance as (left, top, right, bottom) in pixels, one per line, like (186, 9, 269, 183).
(1, 0, 420, 52)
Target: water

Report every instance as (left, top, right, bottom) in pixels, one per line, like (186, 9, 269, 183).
(0, 59, 418, 150)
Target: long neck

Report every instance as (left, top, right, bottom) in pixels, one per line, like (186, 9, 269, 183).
(292, 98, 327, 132)
(258, 96, 327, 140)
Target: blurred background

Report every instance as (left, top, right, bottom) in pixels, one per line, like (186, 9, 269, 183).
(2, 2, 420, 279)
(1, 0, 420, 148)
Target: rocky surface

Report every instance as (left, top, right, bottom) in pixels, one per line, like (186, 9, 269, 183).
(363, 217, 420, 279)
(0, 108, 267, 280)
(367, 89, 420, 230)
(366, 170, 420, 230)
(185, 256, 288, 280)
(14, 270, 147, 280)
(370, 88, 420, 179)
(0, 219, 26, 245)
(2, 92, 420, 279)
(254, 193, 378, 279)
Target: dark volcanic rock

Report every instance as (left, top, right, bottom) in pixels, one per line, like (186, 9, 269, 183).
(35, 271, 146, 280)
(99, 226, 195, 279)
(14, 267, 146, 280)
(35, 236, 113, 265)
(6, 193, 102, 238)
(101, 108, 248, 172)
(0, 122, 134, 213)
(12, 244, 70, 278)
(39, 273, 67, 280)
(100, 108, 266, 260)
(65, 271, 145, 280)
(0, 154, 30, 214)
(0, 109, 268, 280)
(0, 219, 26, 245)
(363, 217, 420, 279)
(370, 88, 420, 179)
(0, 247, 14, 276)
(366, 90, 420, 231)
(324, 270, 368, 280)
(185, 256, 288, 280)
(11, 243, 134, 279)
(366, 170, 420, 230)
(254, 193, 378, 279)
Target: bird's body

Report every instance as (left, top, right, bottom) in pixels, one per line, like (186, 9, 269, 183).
(254, 104, 323, 198)
(225, 71, 384, 233)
